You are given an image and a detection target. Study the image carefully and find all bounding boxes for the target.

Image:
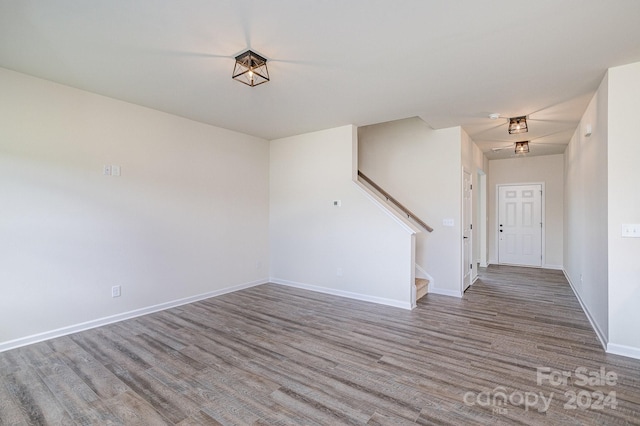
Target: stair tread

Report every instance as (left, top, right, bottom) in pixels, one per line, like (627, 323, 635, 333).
(415, 278, 429, 301)
(415, 278, 429, 288)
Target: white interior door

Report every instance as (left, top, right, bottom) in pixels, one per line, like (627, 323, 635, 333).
(462, 170, 472, 290)
(498, 184, 542, 267)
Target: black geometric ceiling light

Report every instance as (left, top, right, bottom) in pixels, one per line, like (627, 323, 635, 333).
(515, 141, 530, 154)
(232, 50, 269, 87)
(508, 116, 528, 134)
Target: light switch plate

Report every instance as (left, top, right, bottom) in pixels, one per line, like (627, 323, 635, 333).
(622, 224, 640, 238)
(443, 218, 455, 227)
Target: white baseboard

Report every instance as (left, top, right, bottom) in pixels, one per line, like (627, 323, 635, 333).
(0, 278, 268, 353)
(428, 286, 463, 298)
(270, 278, 412, 310)
(417, 263, 463, 296)
(544, 264, 564, 270)
(607, 343, 640, 360)
(562, 269, 608, 351)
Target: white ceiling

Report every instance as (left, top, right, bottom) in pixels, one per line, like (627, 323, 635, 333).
(2, 1, 640, 159)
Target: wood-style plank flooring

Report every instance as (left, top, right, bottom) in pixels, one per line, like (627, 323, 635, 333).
(1, 265, 639, 425)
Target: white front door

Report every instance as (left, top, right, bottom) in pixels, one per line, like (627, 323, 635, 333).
(498, 184, 542, 267)
(462, 170, 472, 290)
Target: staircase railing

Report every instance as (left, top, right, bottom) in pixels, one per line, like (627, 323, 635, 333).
(358, 170, 433, 233)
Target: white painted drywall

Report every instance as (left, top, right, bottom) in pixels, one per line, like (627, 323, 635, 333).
(0, 68, 270, 346)
(269, 125, 415, 307)
(564, 61, 640, 358)
(488, 154, 564, 268)
(563, 74, 609, 344)
(607, 62, 640, 353)
(358, 117, 463, 297)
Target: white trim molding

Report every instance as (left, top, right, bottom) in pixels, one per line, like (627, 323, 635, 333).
(270, 278, 412, 310)
(353, 180, 420, 235)
(607, 343, 640, 360)
(414, 263, 434, 284)
(428, 286, 463, 298)
(563, 269, 608, 350)
(0, 279, 268, 353)
(543, 264, 564, 270)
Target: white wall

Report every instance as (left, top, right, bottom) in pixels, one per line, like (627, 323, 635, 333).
(564, 75, 609, 344)
(488, 154, 564, 269)
(0, 68, 270, 348)
(358, 117, 464, 296)
(269, 125, 415, 308)
(607, 62, 640, 355)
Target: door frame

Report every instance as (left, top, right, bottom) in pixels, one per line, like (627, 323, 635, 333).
(462, 168, 473, 291)
(496, 182, 546, 267)
(478, 169, 487, 268)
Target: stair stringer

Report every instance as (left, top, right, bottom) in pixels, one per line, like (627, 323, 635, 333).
(415, 263, 435, 286)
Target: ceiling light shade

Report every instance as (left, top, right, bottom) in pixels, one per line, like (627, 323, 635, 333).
(515, 141, 530, 154)
(508, 116, 528, 134)
(232, 50, 269, 87)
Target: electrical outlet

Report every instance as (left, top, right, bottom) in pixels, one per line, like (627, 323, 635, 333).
(112, 165, 121, 176)
(103, 165, 112, 176)
(112, 285, 121, 298)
